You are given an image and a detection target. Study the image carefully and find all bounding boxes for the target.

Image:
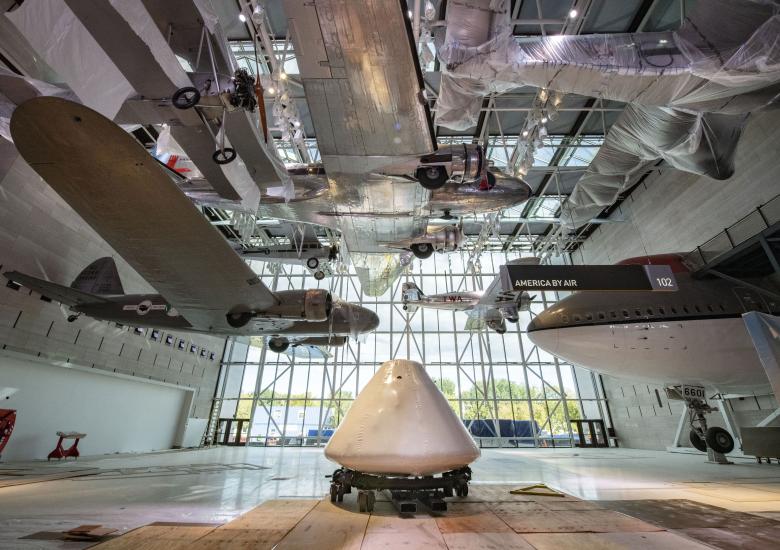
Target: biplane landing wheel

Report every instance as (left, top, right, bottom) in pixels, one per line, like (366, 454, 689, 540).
(213, 148, 237, 165)
(172, 86, 200, 109)
(307, 257, 320, 269)
(314, 270, 325, 281)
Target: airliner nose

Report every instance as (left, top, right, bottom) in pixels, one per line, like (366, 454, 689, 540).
(526, 308, 560, 354)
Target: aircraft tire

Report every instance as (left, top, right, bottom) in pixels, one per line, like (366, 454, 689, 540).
(416, 166, 448, 190)
(411, 243, 434, 259)
(307, 257, 319, 269)
(330, 484, 338, 502)
(268, 338, 289, 353)
(172, 86, 200, 109)
(226, 311, 252, 328)
(314, 270, 325, 280)
(213, 148, 237, 165)
(689, 430, 707, 452)
(705, 427, 734, 454)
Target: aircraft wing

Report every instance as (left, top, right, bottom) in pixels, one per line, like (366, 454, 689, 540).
(479, 257, 541, 306)
(10, 97, 278, 331)
(285, 0, 435, 159)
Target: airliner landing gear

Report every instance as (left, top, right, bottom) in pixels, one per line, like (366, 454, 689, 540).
(668, 386, 735, 460)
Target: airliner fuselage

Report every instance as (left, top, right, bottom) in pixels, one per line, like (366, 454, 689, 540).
(527, 255, 780, 393)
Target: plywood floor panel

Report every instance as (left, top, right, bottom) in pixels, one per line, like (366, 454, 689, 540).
(274, 500, 368, 550)
(361, 502, 447, 548)
(522, 531, 712, 549)
(93, 525, 217, 550)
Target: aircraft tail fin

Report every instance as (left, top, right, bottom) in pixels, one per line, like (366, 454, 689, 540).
(70, 257, 124, 295)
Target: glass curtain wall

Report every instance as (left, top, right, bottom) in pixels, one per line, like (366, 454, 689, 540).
(209, 251, 610, 448)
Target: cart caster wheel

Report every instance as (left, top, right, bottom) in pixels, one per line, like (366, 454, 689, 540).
(213, 148, 237, 165)
(314, 270, 325, 281)
(367, 491, 375, 512)
(172, 86, 200, 109)
(337, 485, 344, 502)
(330, 484, 338, 503)
(456, 484, 468, 497)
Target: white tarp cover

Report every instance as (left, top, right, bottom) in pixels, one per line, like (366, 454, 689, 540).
(6, 0, 133, 119)
(437, 0, 780, 128)
(743, 312, 780, 405)
(0, 68, 78, 142)
(436, 0, 780, 227)
(561, 105, 748, 226)
(325, 359, 480, 476)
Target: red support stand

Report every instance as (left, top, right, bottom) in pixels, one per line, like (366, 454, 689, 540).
(47, 431, 86, 461)
(0, 409, 16, 458)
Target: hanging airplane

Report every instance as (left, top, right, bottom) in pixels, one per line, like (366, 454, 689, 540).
(253, 0, 532, 296)
(401, 259, 537, 334)
(5, 97, 379, 353)
(238, 222, 339, 281)
(526, 253, 780, 454)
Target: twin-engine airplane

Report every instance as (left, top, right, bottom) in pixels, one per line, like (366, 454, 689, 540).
(4, 97, 379, 352)
(255, 0, 532, 296)
(401, 259, 537, 334)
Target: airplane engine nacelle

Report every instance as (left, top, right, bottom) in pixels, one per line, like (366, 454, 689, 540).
(267, 289, 332, 322)
(408, 225, 464, 259)
(426, 225, 463, 252)
(415, 144, 484, 189)
(517, 291, 533, 311)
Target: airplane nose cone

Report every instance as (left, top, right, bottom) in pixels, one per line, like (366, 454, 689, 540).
(364, 309, 380, 332)
(526, 308, 560, 354)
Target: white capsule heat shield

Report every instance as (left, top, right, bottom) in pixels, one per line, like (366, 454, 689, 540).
(324, 359, 480, 476)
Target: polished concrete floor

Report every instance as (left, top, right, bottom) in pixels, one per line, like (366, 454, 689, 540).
(2, 446, 780, 548)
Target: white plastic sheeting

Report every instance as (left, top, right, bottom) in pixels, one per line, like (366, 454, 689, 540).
(325, 359, 480, 476)
(437, 0, 780, 127)
(436, 0, 780, 226)
(562, 105, 749, 226)
(6, 0, 134, 119)
(743, 312, 780, 406)
(0, 68, 77, 143)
